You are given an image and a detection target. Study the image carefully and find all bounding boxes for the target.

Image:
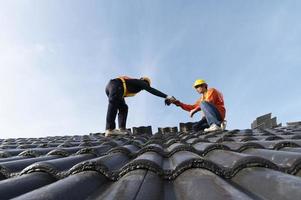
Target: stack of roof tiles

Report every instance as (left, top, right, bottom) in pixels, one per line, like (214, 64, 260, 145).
(1, 123, 301, 200)
(251, 113, 280, 129)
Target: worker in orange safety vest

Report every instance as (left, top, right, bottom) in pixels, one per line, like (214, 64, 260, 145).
(172, 79, 226, 132)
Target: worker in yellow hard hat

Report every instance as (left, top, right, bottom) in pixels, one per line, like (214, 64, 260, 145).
(105, 76, 176, 136)
(172, 79, 226, 132)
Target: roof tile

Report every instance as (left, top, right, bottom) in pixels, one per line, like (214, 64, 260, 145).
(1, 124, 301, 199)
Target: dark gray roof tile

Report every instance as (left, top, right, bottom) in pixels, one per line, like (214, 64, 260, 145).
(12, 171, 107, 200)
(185, 137, 209, 144)
(0, 155, 62, 178)
(69, 152, 131, 179)
(138, 143, 164, 156)
(220, 141, 262, 151)
(242, 148, 301, 173)
(108, 144, 141, 156)
(126, 151, 163, 173)
(46, 149, 70, 157)
(0, 172, 56, 199)
(216, 137, 235, 143)
(17, 144, 39, 149)
(190, 137, 210, 144)
(0, 145, 18, 149)
(247, 140, 301, 149)
(0, 156, 27, 163)
(238, 136, 259, 142)
(165, 143, 194, 156)
(232, 167, 301, 200)
(20, 154, 96, 178)
(90, 169, 148, 200)
(0, 150, 14, 158)
(1, 124, 301, 199)
(281, 147, 301, 153)
(192, 142, 231, 155)
(171, 168, 255, 200)
(18, 150, 42, 158)
(204, 150, 279, 177)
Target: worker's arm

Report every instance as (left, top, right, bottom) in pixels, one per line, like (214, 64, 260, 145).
(144, 86, 168, 98)
(135, 80, 168, 98)
(174, 100, 201, 112)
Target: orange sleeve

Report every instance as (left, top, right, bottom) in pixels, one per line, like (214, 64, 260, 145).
(178, 98, 202, 112)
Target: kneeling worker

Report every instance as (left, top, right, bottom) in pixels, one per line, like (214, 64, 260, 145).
(105, 76, 175, 136)
(173, 79, 226, 132)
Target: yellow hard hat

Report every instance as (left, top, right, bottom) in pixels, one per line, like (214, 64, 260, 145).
(193, 79, 207, 88)
(141, 77, 151, 85)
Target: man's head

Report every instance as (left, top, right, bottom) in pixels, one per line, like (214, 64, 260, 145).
(193, 79, 208, 94)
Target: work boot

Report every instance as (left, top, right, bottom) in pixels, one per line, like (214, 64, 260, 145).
(221, 120, 227, 131)
(105, 129, 122, 137)
(118, 128, 131, 135)
(204, 124, 222, 133)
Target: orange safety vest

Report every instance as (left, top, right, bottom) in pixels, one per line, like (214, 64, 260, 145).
(200, 88, 226, 120)
(118, 76, 138, 97)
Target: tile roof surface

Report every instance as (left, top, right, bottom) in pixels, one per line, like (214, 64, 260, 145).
(1, 123, 301, 200)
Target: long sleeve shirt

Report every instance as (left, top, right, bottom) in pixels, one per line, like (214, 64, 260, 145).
(178, 88, 226, 120)
(125, 79, 168, 98)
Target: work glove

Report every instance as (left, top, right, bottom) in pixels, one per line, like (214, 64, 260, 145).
(165, 96, 177, 106)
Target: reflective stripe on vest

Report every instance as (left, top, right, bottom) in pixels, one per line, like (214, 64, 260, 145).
(118, 76, 137, 97)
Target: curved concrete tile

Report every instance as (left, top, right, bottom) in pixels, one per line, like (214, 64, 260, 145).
(232, 167, 301, 200)
(12, 171, 107, 200)
(0, 172, 56, 199)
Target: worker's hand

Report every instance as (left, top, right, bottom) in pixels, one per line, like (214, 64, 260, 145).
(165, 96, 177, 106)
(189, 107, 200, 118)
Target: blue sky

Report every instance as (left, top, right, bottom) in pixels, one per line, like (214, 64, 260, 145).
(1, 1, 301, 138)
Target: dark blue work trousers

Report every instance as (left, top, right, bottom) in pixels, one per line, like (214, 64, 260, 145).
(105, 79, 128, 130)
